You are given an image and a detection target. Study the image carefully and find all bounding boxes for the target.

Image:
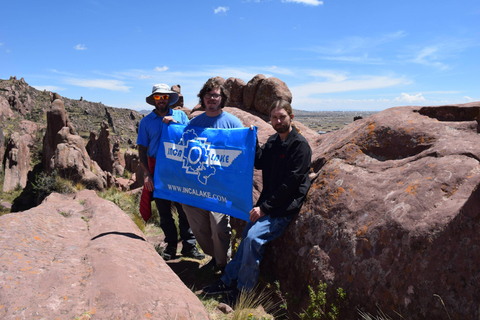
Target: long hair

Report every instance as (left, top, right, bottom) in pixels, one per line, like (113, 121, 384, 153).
(270, 100, 301, 134)
(197, 78, 228, 109)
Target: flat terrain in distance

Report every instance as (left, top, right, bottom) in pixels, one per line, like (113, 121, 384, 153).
(293, 110, 378, 133)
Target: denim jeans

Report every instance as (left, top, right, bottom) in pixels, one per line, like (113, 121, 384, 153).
(221, 214, 294, 292)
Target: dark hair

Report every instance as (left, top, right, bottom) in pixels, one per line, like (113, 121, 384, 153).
(270, 100, 293, 117)
(270, 99, 301, 133)
(198, 78, 228, 109)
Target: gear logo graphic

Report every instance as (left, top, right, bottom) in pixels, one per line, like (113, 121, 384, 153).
(164, 129, 242, 185)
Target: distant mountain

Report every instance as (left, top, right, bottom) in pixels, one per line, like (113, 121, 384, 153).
(0, 76, 143, 148)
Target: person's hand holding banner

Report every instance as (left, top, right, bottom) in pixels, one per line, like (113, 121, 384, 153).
(153, 123, 257, 221)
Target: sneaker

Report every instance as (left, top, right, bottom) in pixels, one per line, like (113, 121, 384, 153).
(202, 279, 235, 295)
(163, 247, 177, 261)
(181, 247, 205, 260)
(200, 258, 225, 275)
(201, 257, 217, 270)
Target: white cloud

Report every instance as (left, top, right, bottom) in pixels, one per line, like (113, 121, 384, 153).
(306, 70, 347, 82)
(214, 6, 229, 14)
(74, 44, 87, 50)
(394, 93, 426, 103)
(32, 85, 65, 92)
(139, 75, 151, 79)
(291, 75, 409, 96)
(464, 96, 473, 101)
(65, 78, 130, 92)
(282, 0, 323, 5)
(155, 66, 169, 72)
(411, 46, 448, 70)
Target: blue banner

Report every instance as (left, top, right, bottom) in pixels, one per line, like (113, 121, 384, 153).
(153, 123, 257, 221)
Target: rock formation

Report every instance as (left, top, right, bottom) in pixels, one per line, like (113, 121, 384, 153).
(2, 120, 39, 192)
(243, 74, 266, 110)
(0, 190, 210, 319)
(3, 132, 31, 192)
(262, 102, 480, 319)
(42, 98, 75, 171)
(224, 77, 246, 108)
(43, 98, 106, 190)
(86, 121, 115, 174)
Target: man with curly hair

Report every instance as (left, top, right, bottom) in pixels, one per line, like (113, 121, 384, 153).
(182, 78, 244, 273)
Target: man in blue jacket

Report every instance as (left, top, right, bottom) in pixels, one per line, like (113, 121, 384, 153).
(137, 83, 204, 261)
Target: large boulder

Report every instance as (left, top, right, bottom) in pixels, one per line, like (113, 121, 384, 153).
(3, 132, 31, 192)
(52, 127, 106, 190)
(0, 190, 210, 319)
(243, 74, 266, 110)
(253, 77, 292, 115)
(263, 102, 480, 319)
(86, 121, 115, 174)
(0, 95, 14, 121)
(42, 98, 75, 172)
(2, 120, 39, 192)
(224, 77, 246, 108)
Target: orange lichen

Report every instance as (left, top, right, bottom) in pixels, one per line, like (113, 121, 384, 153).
(356, 226, 368, 237)
(405, 182, 419, 195)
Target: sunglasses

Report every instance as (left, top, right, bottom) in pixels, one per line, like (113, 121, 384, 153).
(204, 93, 222, 100)
(153, 94, 170, 100)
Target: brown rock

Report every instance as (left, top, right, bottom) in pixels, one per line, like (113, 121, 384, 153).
(0, 95, 14, 121)
(0, 190, 210, 319)
(262, 102, 480, 319)
(86, 121, 115, 173)
(42, 98, 75, 172)
(243, 74, 266, 110)
(52, 127, 106, 190)
(224, 77, 246, 108)
(3, 132, 31, 192)
(170, 84, 184, 109)
(253, 77, 292, 115)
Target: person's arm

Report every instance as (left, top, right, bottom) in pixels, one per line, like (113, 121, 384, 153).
(138, 145, 154, 192)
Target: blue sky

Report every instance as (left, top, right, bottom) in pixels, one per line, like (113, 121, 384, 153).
(1, 0, 479, 112)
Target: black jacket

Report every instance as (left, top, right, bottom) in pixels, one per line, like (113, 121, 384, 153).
(255, 126, 312, 218)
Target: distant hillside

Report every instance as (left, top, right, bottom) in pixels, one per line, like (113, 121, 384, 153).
(0, 76, 143, 148)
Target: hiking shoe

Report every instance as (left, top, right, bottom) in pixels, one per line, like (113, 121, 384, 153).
(201, 257, 217, 270)
(163, 247, 177, 261)
(181, 247, 205, 260)
(202, 280, 235, 295)
(201, 258, 225, 275)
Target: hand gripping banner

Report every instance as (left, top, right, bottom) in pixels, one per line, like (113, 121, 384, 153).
(153, 123, 257, 221)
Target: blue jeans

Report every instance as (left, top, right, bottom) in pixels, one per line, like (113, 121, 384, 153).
(221, 214, 294, 292)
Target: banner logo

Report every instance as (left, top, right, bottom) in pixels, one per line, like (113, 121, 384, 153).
(164, 129, 242, 185)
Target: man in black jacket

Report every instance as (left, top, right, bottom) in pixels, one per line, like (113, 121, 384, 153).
(202, 99, 312, 302)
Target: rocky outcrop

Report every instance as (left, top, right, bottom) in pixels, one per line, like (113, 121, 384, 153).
(2, 120, 39, 192)
(52, 127, 107, 189)
(252, 77, 292, 115)
(224, 77, 246, 108)
(262, 102, 480, 319)
(0, 77, 142, 150)
(86, 121, 115, 174)
(0, 128, 4, 173)
(0, 190, 210, 319)
(243, 74, 266, 110)
(3, 132, 31, 192)
(43, 99, 107, 190)
(42, 99, 75, 171)
(170, 84, 184, 109)
(0, 95, 14, 121)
